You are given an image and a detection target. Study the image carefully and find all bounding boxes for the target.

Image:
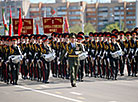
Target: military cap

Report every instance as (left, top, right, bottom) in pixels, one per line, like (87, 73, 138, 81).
(131, 31, 137, 36)
(85, 35, 89, 40)
(98, 32, 103, 37)
(69, 33, 76, 38)
(24, 35, 29, 39)
(112, 29, 118, 34)
(119, 31, 124, 35)
(51, 32, 56, 37)
(125, 31, 131, 36)
(134, 27, 138, 32)
(111, 34, 117, 38)
(89, 32, 93, 37)
(78, 32, 84, 36)
(106, 32, 111, 37)
(64, 33, 69, 38)
(12, 36, 18, 41)
(76, 35, 84, 40)
(49, 37, 53, 41)
(93, 33, 98, 37)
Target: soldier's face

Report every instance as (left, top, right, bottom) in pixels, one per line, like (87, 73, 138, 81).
(70, 38, 75, 43)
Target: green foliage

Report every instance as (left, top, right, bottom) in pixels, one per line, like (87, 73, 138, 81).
(69, 23, 96, 34)
(102, 22, 127, 32)
(84, 23, 96, 35)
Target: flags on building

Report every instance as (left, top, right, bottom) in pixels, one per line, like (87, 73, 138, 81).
(9, 8, 12, 36)
(64, 16, 70, 33)
(51, 7, 56, 15)
(18, 8, 22, 36)
(2, 8, 8, 35)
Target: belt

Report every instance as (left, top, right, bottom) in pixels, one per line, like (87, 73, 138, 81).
(68, 55, 78, 57)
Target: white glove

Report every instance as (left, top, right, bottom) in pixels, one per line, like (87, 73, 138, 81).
(126, 55, 128, 58)
(93, 57, 95, 60)
(58, 61, 60, 65)
(107, 58, 110, 62)
(132, 56, 134, 59)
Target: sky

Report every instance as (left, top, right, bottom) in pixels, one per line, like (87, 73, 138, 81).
(30, 0, 136, 3)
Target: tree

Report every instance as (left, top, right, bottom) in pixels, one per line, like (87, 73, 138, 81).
(84, 23, 96, 35)
(69, 24, 82, 34)
(69, 23, 96, 34)
(102, 22, 127, 32)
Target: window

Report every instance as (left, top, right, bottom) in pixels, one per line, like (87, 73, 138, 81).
(57, 11, 67, 15)
(114, 16, 124, 20)
(57, 6, 67, 10)
(86, 13, 96, 16)
(69, 11, 82, 15)
(87, 18, 96, 20)
(30, 13, 40, 16)
(98, 21, 108, 25)
(98, 12, 108, 16)
(127, 12, 135, 15)
(110, 8, 113, 11)
(126, 7, 134, 10)
(126, 16, 135, 19)
(114, 11, 124, 15)
(127, 25, 134, 29)
(126, 21, 135, 24)
(30, 8, 39, 11)
(71, 21, 81, 24)
(87, 8, 96, 11)
(69, 16, 81, 20)
(69, 6, 82, 10)
(114, 6, 123, 10)
(98, 7, 108, 11)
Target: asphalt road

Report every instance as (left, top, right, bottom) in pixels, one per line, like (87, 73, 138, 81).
(0, 73, 138, 102)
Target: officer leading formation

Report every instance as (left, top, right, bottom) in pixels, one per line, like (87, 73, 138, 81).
(0, 28, 138, 87)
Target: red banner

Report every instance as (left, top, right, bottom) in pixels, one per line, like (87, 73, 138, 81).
(13, 19, 34, 35)
(43, 17, 63, 34)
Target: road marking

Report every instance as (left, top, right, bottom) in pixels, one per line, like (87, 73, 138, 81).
(15, 86, 82, 102)
(55, 92, 62, 94)
(109, 101, 118, 102)
(70, 92, 82, 95)
(77, 97, 85, 100)
(39, 85, 50, 88)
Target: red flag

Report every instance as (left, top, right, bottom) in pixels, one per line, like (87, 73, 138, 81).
(9, 8, 12, 36)
(64, 17, 69, 33)
(36, 24, 39, 34)
(18, 8, 22, 36)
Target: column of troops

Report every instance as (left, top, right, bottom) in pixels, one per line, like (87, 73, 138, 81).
(0, 28, 138, 87)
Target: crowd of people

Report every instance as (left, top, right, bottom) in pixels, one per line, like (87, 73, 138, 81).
(0, 28, 138, 87)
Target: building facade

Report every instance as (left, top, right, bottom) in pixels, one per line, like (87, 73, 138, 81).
(0, 0, 137, 32)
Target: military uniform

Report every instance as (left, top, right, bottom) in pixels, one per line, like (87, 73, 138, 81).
(60, 33, 83, 87)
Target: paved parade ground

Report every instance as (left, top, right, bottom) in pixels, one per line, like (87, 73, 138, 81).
(0, 74, 138, 102)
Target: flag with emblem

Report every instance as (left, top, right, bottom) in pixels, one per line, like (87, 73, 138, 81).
(2, 8, 8, 35)
(9, 8, 12, 36)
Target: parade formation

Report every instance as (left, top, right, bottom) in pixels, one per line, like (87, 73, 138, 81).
(0, 28, 138, 87)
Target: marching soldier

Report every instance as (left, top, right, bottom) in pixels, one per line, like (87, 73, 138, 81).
(109, 34, 120, 80)
(77, 34, 85, 81)
(118, 31, 125, 76)
(9, 37, 22, 85)
(59, 33, 84, 87)
(124, 32, 131, 76)
(129, 31, 137, 77)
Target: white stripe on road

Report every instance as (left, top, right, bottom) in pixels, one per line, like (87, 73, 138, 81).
(15, 86, 82, 102)
(70, 92, 82, 95)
